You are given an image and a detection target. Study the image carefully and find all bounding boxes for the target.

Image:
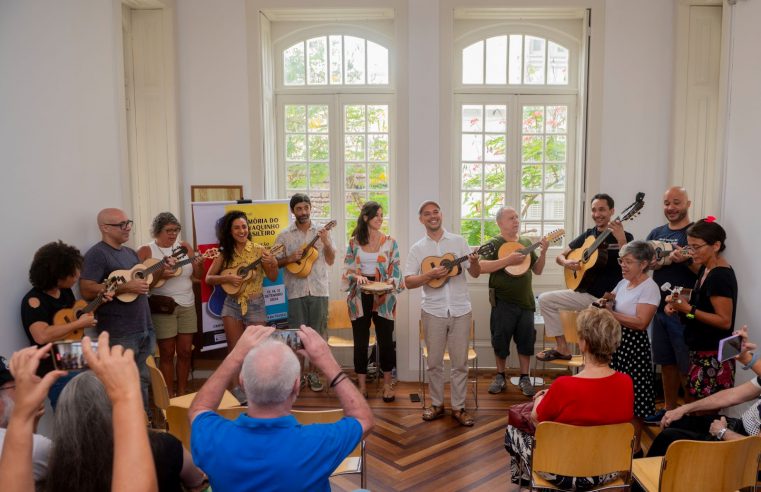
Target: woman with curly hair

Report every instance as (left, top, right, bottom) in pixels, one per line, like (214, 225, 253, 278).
(666, 217, 737, 399)
(341, 201, 403, 401)
(20, 240, 99, 408)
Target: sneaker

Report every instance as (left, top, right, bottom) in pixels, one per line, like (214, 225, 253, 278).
(307, 372, 324, 392)
(519, 376, 536, 397)
(488, 374, 507, 394)
(644, 409, 666, 425)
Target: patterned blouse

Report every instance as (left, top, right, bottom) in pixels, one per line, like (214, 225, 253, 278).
(341, 235, 404, 321)
(226, 241, 265, 315)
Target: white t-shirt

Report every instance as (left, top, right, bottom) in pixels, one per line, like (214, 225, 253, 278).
(612, 277, 661, 330)
(0, 427, 52, 481)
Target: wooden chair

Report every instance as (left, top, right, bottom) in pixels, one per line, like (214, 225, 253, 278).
(537, 310, 584, 372)
(526, 421, 635, 491)
(326, 299, 379, 388)
(146, 355, 238, 424)
(418, 319, 479, 409)
(166, 404, 247, 450)
(632, 436, 761, 492)
(291, 408, 366, 489)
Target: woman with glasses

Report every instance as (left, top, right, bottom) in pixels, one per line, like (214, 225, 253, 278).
(599, 240, 660, 454)
(666, 218, 737, 398)
(138, 213, 201, 397)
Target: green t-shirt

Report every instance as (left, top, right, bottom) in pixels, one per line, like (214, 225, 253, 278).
(481, 236, 537, 310)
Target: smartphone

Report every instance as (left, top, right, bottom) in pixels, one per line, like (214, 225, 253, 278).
(718, 334, 743, 362)
(271, 328, 304, 350)
(52, 341, 98, 371)
(409, 393, 421, 403)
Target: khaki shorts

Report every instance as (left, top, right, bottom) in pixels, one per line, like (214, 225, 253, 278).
(152, 304, 198, 340)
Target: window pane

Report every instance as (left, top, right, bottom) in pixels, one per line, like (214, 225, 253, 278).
(484, 164, 506, 190)
(484, 220, 500, 240)
(344, 36, 366, 84)
(308, 135, 329, 161)
(369, 191, 389, 215)
(309, 162, 330, 189)
(544, 193, 565, 221)
(461, 191, 483, 219)
(345, 192, 365, 218)
(485, 36, 507, 84)
(461, 163, 482, 190)
(547, 42, 569, 85)
(546, 135, 566, 162)
(344, 105, 366, 133)
(345, 135, 366, 161)
(367, 41, 389, 84)
(367, 105, 388, 132)
(368, 134, 388, 162)
(523, 106, 545, 134)
(308, 105, 329, 133)
(484, 134, 506, 162)
(462, 134, 483, 161)
(368, 163, 388, 190)
(460, 219, 483, 246)
(546, 106, 568, 134)
(522, 136, 544, 163)
(285, 105, 306, 132)
(524, 36, 546, 84)
(521, 222, 541, 236)
(286, 163, 307, 188)
(284, 42, 305, 85)
(345, 163, 366, 190)
(508, 35, 523, 84)
(484, 192, 506, 218)
(309, 191, 331, 218)
(286, 134, 306, 160)
(521, 193, 542, 221)
(462, 105, 483, 132)
(462, 41, 484, 84)
(545, 164, 566, 191)
(521, 165, 543, 191)
(329, 35, 343, 84)
(307, 37, 327, 85)
(485, 105, 506, 132)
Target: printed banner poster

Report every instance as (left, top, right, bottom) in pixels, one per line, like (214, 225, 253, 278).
(192, 200, 292, 351)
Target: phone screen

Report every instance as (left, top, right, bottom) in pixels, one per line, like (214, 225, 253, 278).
(718, 335, 743, 362)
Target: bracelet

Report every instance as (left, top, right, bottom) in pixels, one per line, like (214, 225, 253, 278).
(329, 372, 347, 388)
(743, 352, 761, 370)
(686, 305, 697, 319)
(717, 427, 728, 441)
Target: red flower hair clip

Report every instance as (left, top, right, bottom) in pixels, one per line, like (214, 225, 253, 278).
(704, 215, 716, 223)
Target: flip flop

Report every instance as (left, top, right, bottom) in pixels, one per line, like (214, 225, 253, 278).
(536, 349, 573, 362)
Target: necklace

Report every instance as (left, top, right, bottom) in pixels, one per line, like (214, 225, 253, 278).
(155, 240, 175, 257)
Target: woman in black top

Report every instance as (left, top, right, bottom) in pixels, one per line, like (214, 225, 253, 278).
(666, 218, 737, 399)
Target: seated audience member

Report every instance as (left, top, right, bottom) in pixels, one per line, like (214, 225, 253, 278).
(0, 355, 51, 483)
(0, 333, 158, 492)
(189, 324, 374, 492)
(650, 325, 760, 457)
(504, 308, 634, 490)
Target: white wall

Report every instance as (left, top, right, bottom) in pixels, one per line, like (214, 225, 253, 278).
(0, 0, 127, 354)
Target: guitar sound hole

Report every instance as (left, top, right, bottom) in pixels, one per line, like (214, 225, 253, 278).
(135, 271, 145, 280)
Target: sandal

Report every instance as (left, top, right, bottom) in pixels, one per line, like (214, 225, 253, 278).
(452, 408, 474, 427)
(382, 383, 395, 403)
(536, 349, 573, 362)
(422, 405, 446, 421)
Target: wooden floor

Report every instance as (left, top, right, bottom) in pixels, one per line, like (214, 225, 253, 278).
(187, 369, 663, 492)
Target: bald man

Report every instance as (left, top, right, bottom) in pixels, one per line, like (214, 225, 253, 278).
(80, 208, 157, 414)
(644, 187, 699, 423)
(479, 207, 547, 397)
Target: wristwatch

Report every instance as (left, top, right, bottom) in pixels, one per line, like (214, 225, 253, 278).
(716, 427, 728, 441)
(686, 305, 697, 319)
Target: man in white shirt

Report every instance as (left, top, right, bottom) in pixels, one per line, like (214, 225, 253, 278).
(404, 201, 481, 426)
(0, 355, 51, 482)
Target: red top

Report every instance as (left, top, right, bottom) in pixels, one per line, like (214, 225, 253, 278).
(536, 372, 634, 425)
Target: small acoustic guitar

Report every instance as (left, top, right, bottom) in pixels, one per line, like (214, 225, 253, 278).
(109, 246, 187, 302)
(499, 229, 566, 277)
(648, 240, 691, 268)
(564, 192, 646, 292)
(285, 220, 337, 278)
(421, 243, 496, 288)
(219, 243, 285, 295)
(152, 247, 220, 288)
(52, 276, 123, 340)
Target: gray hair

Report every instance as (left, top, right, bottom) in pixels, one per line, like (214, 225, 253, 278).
(241, 339, 300, 406)
(495, 206, 516, 223)
(619, 240, 655, 272)
(151, 212, 181, 237)
(0, 391, 13, 427)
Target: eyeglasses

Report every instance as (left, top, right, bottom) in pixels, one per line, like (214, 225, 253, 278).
(103, 220, 134, 230)
(687, 243, 709, 251)
(617, 258, 642, 266)
(163, 227, 181, 234)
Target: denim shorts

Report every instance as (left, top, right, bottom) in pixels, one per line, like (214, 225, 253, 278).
(651, 311, 690, 375)
(221, 295, 267, 325)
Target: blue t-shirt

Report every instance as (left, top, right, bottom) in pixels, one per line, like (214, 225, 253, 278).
(80, 241, 152, 337)
(646, 223, 697, 309)
(191, 412, 362, 492)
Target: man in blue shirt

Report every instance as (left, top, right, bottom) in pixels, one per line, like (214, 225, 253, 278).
(189, 324, 374, 492)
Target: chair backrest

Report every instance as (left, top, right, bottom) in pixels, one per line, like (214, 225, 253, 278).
(146, 355, 171, 410)
(327, 299, 352, 330)
(559, 310, 580, 344)
(167, 405, 247, 450)
(533, 421, 634, 478)
(658, 436, 761, 492)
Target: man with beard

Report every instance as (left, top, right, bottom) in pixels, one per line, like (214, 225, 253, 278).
(275, 194, 336, 392)
(479, 207, 548, 397)
(644, 186, 699, 422)
(405, 201, 481, 426)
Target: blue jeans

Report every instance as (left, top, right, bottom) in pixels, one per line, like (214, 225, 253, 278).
(651, 311, 690, 375)
(109, 329, 156, 417)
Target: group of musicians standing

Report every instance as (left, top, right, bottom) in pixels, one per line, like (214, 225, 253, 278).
(18, 186, 736, 432)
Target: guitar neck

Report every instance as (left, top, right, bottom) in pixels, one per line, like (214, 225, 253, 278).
(83, 287, 112, 314)
(174, 255, 204, 269)
(239, 258, 263, 276)
(520, 240, 543, 255)
(585, 229, 613, 256)
(143, 259, 169, 276)
(450, 245, 489, 268)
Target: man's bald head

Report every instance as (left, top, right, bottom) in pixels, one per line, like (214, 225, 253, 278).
(97, 208, 125, 226)
(662, 187, 691, 226)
